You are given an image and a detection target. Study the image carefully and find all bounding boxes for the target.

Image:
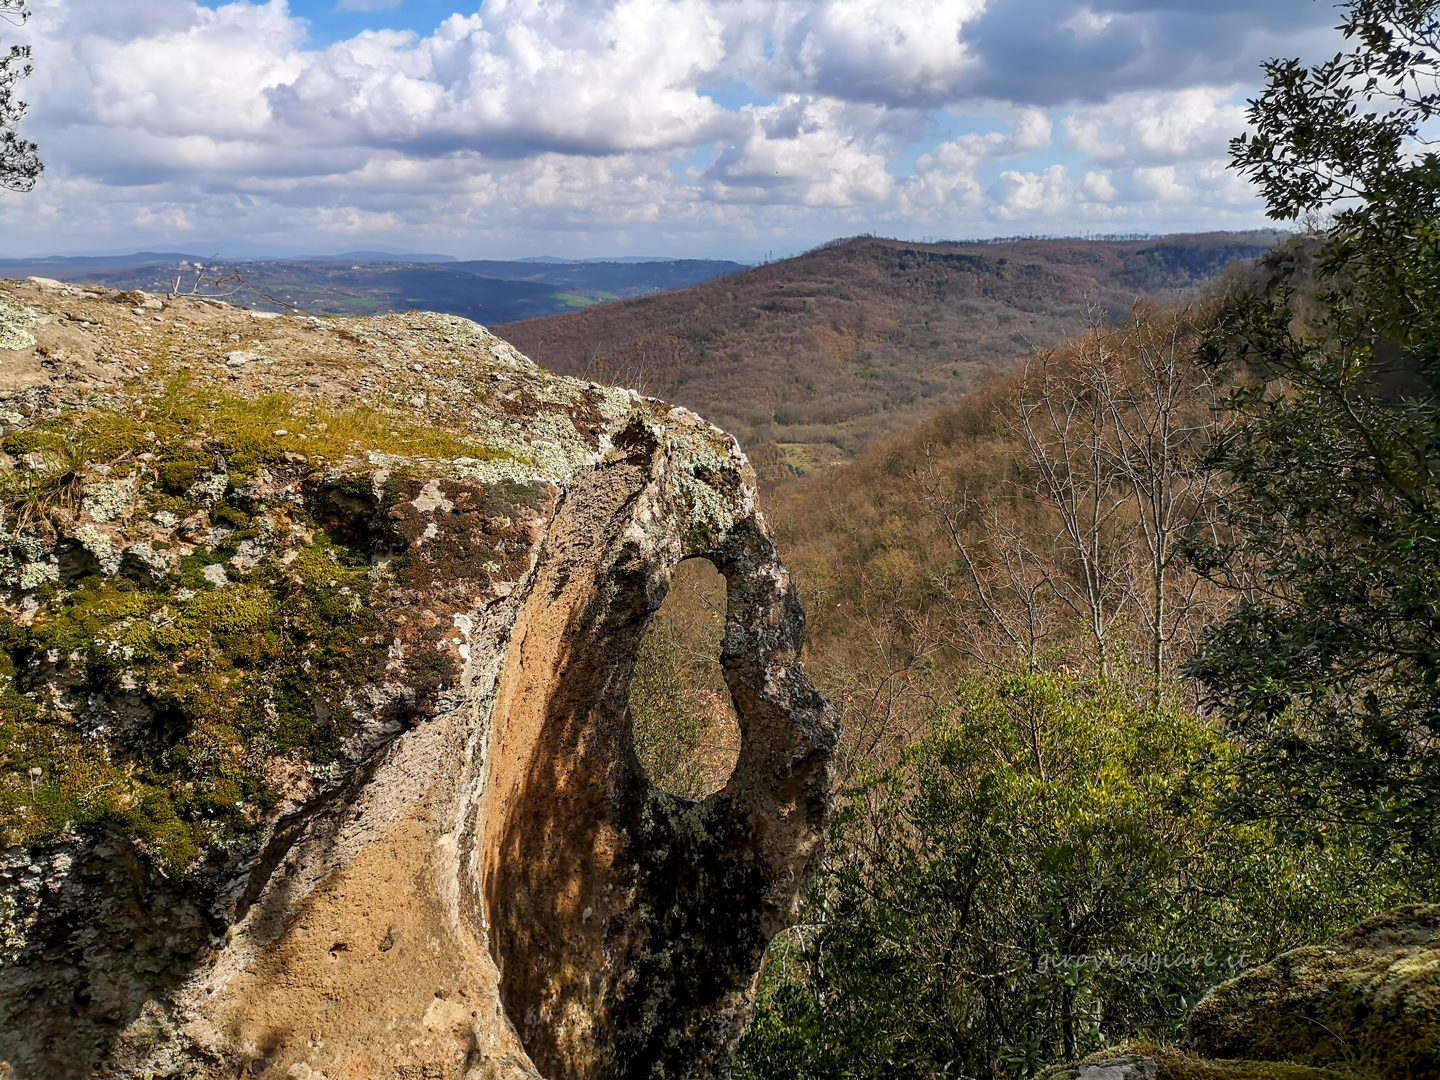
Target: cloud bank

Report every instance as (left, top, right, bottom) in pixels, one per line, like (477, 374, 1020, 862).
(0, 0, 1337, 257)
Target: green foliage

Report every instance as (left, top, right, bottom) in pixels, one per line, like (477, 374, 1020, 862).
(1190, 0, 1440, 865)
(1231, 0, 1440, 231)
(0, 0, 41, 194)
(553, 291, 606, 310)
(1, 368, 512, 512)
(735, 673, 1419, 1080)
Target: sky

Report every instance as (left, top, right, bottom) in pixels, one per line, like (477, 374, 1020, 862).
(0, 0, 1343, 261)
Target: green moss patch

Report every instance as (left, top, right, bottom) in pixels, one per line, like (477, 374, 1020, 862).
(0, 530, 389, 873)
(1184, 907, 1440, 1080)
(1041, 1043, 1372, 1080)
(0, 357, 544, 873)
(2, 368, 517, 495)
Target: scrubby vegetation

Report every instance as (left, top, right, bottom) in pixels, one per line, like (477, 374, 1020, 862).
(715, 3, 1440, 1074)
(733, 672, 1420, 1078)
(727, 285, 1439, 1073)
(1, 1, 1435, 1073)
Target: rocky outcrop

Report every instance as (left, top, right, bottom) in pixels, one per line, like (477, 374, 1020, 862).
(1042, 905, 1440, 1080)
(0, 280, 838, 1079)
(1184, 904, 1440, 1079)
(1040, 1044, 1353, 1080)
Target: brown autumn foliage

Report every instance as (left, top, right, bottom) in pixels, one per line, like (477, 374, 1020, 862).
(498, 233, 1282, 471)
(761, 300, 1238, 773)
(626, 299, 1244, 785)
(629, 558, 740, 798)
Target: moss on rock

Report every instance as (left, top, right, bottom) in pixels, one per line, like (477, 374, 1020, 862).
(0, 278, 837, 1080)
(0, 364, 520, 870)
(0, 297, 617, 878)
(1183, 905, 1440, 1080)
(1047, 907, 1440, 1080)
(0, 523, 391, 871)
(1040, 1042, 1372, 1080)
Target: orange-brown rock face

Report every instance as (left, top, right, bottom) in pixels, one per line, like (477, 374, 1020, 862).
(0, 279, 838, 1080)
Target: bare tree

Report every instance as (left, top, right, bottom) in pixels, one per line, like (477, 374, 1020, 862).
(1099, 305, 1230, 681)
(915, 304, 1227, 683)
(916, 444, 1057, 669)
(1012, 324, 1135, 675)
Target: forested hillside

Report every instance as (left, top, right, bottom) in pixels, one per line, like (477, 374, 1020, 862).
(498, 232, 1282, 467)
(633, 290, 1435, 1079)
(628, 3, 1440, 1073)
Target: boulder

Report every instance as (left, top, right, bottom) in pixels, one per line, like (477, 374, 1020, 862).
(1184, 904, 1440, 1079)
(1043, 905, 1440, 1080)
(1041, 1044, 1357, 1079)
(0, 280, 838, 1080)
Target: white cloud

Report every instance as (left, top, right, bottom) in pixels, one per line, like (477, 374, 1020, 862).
(735, 0, 987, 107)
(988, 164, 1072, 221)
(1130, 164, 1190, 202)
(0, 0, 1309, 256)
(68, 2, 304, 141)
(1080, 170, 1117, 203)
(264, 2, 733, 157)
(1062, 87, 1248, 166)
(705, 97, 897, 206)
(898, 109, 1052, 216)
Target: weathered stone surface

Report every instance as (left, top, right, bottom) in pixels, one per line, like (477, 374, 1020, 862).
(1184, 904, 1440, 1079)
(1043, 906, 1440, 1080)
(0, 280, 838, 1079)
(1039, 1045, 1354, 1080)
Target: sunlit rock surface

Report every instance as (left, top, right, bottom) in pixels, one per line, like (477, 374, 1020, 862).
(0, 279, 838, 1080)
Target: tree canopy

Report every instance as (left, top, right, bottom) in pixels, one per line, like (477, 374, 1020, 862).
(0, 0, 41, 193)
(1189, 0, 1440, 862)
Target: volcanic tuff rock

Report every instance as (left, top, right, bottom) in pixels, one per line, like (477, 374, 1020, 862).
(0, 279, 838, 1079)
(1184, 904, 1440, 1078)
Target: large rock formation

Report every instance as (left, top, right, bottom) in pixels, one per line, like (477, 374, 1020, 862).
(0, 280, 838, 1079)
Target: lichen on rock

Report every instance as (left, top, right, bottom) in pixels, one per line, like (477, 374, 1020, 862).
(1039, 1044, 1361, 1080)
(0, 297, 36, 352)
(1042, 905, 1440, 1080)
(0, 279, 837, 1080)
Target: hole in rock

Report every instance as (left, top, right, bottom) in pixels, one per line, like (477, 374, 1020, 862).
(629, 557, 740, 799)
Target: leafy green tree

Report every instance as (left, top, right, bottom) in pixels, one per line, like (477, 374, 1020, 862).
(0, 0, 40, 193)
(1188, 0, 1440, 862)
(734, 674, 1413, 1080)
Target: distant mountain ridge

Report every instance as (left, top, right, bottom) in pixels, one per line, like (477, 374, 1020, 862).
(0, 252, 746, 324)
(298, 250, 458, 264)
(497, 232, 1285, 471)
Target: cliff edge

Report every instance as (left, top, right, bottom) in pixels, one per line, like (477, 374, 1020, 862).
(0, 279, 838, 1080)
